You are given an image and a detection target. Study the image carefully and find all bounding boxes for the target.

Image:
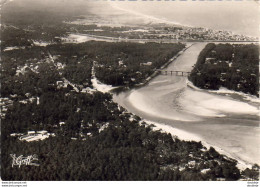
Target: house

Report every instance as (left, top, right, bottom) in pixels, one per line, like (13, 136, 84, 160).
(205, 58, 215, 64)
(56, 81, 63, 86)
(141, 62, 153, 66)
(28, 131, 36, 135)
(37, 130, 48, 135)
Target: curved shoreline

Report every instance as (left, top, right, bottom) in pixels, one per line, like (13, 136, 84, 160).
(143, 119, 253, 170)
(112, 42, 259, 170)
(113, 90, 255, 170)
(187, 80, 260, 105)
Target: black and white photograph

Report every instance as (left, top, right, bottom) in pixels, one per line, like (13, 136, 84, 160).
(0, 0, 259, 185)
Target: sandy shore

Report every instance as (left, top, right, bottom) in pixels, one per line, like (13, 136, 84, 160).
(114, 90, 259, 170)
(113, 43, 260, 170)
(143, 119, 253, 170)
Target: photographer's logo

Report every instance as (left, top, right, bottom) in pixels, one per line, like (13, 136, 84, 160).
(10, 154, 40, 167)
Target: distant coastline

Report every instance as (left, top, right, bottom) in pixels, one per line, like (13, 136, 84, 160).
(64, 33, 259, 44)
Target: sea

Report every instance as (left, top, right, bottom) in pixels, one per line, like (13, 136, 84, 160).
(85, 0, 259, 38)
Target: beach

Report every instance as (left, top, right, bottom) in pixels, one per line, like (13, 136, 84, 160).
(113, 43, 260, 169)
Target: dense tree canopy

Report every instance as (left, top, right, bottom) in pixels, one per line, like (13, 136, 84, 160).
(2, 42, 257, 181)
(189, 43, 259, 96)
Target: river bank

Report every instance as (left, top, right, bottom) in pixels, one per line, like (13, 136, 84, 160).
(135, 42, 193, 87)
(142, 119, 253, 170)
(113, 42, 260, 170)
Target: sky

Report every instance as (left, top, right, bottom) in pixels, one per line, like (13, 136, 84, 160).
(2, 0, 259, 37)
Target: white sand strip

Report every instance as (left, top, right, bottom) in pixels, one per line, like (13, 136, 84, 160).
(91, 76, 115, 93)
(144, 119, 252, 170)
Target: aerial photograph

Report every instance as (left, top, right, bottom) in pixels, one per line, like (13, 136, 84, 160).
(0, 0, 259, 183)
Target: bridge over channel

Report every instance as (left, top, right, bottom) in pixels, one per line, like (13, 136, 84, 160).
(156, 70, 191, 77)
